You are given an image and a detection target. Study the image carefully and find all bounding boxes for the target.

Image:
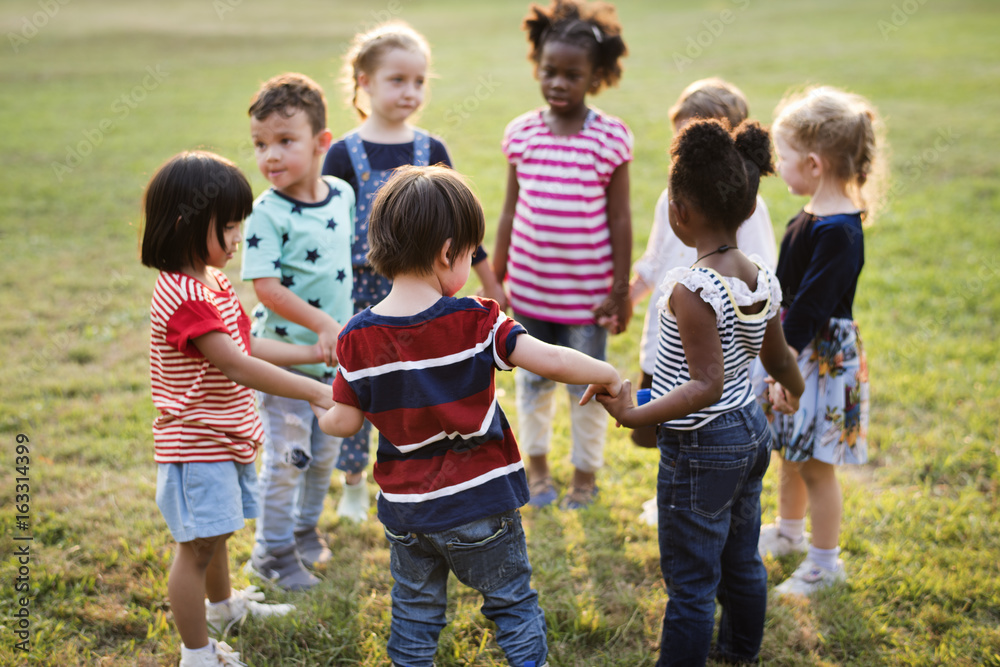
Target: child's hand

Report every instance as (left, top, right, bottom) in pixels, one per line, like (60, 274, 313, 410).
(579, 374, 621, 406)
(767, 378, 799, 415)
(595, 378, 634, 427)
(593, 291, 632, 334)
(317, 322, 341, 367)
(595, 314, 619, 333)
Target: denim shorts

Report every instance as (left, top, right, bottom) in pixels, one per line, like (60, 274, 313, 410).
(156, 460, 260, 544)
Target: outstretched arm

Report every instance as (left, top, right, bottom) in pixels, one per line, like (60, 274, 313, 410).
(194, 331, 333, 409)
(318, 403, 365, 438)
(253, 277, 342, 367)
(596, 285, 722, 428)
(508, 334, 621, 401)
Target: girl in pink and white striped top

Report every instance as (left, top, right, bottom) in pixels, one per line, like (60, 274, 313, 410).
(493, 0, 632, 509)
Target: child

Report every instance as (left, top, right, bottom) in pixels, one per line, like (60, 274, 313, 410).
(319, 165, 621, 667)
(591, 120, 804, 666)
(757, 86, 882, 597)
(141, 151, 335, 666)
(493, 0, 632, 509)
(629, 78, 777, 526)
(322, 21, 505, 521)
(241, 73, 355, 590)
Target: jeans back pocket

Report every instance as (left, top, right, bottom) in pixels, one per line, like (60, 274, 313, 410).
(689, 455, 751, 519)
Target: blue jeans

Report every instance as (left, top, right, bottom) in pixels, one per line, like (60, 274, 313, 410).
(656, 401, 771, 666)
(384, 510, 547, 667)
(254, 371, 341, 552)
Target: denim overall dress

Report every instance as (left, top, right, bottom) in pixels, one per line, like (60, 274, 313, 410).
(337, 129, 431, 474)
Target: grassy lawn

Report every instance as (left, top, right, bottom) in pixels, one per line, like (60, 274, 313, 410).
(1, 0, 998, 664)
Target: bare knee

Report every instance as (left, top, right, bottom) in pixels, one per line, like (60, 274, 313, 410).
(180, 533, 231, 569)
(797, 459, 836, 487)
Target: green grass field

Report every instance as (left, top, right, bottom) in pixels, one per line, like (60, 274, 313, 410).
(1, 0, 998, 664)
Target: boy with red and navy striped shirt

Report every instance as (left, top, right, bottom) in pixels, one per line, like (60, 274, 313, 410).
(319, 165, 621, 667)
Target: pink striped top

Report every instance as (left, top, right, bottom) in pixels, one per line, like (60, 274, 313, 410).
(149, 269, 263, 464)
(503, 108, 633, 324)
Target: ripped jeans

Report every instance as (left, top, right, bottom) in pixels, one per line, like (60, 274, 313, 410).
(254, 371, 341, 553)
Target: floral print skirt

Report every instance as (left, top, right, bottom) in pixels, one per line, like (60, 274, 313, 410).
(754, 317, 869, 465)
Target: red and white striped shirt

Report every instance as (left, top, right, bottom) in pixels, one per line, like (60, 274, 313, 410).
(503, 108, 633, 324)
(149, 269, 263, 464)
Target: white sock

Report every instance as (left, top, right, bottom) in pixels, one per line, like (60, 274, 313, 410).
(207, 597, 230, 607)
(181, 642, 213, 657)
(808, 545, 841, 571)
(778, 517, 806, 543)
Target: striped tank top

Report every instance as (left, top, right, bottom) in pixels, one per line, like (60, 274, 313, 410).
(652, 260, 782, 430)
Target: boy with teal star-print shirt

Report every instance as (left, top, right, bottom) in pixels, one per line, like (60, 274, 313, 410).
(239, 73, 354, 591)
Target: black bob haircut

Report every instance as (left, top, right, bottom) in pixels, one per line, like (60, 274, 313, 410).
(140, 151, 253, 272)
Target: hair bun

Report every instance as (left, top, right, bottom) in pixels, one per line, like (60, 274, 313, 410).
(673, 118, 734, 164)
(733, 120, 774, 176)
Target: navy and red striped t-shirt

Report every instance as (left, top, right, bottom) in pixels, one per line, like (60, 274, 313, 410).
(331, 296, 529, 534)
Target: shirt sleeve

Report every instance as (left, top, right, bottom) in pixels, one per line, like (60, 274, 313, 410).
(240, 198, 285, 281)
(165, 300, 229, 358)
(331, 367, 361, 410)
(429, 137, 452, 168)
(321, 140, 354, 182)
(490, 305, 527, 371)
(501, 115, 526, 165)
(781, 221, 864, 351)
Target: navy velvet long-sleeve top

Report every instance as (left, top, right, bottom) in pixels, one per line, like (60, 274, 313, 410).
(775, 210, 865, 352)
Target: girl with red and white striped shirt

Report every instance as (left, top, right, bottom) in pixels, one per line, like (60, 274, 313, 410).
(141, 151, 334, 667)
(493, 0, 632, 509)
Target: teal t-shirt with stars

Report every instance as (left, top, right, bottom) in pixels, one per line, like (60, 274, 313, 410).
(241, 176, 355, 379)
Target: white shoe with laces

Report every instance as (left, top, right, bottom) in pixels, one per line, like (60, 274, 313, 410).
(178, 638, 246, 666)
(758, 522, 810, 558)
(774, 558, 846, 597)
(205, 586, 294, 637)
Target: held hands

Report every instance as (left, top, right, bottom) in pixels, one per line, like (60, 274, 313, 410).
(317, 321, 341, 367)
(594, 378, 635, 428)
(579, 374, 623, 407)
(592, 290, 632, 335)
(766, 377, 800, 415)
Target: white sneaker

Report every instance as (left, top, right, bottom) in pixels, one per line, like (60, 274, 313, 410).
(179, 638, 246, 666)
(639, 496, 658, 527)
(205, 586, 294, 637)
(337, 473, 370, 523)
(758, 522, 810, 558)
(773, 558, 846, 597)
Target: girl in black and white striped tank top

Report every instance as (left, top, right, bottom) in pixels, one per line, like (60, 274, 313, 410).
(587, 118, 805, 666)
